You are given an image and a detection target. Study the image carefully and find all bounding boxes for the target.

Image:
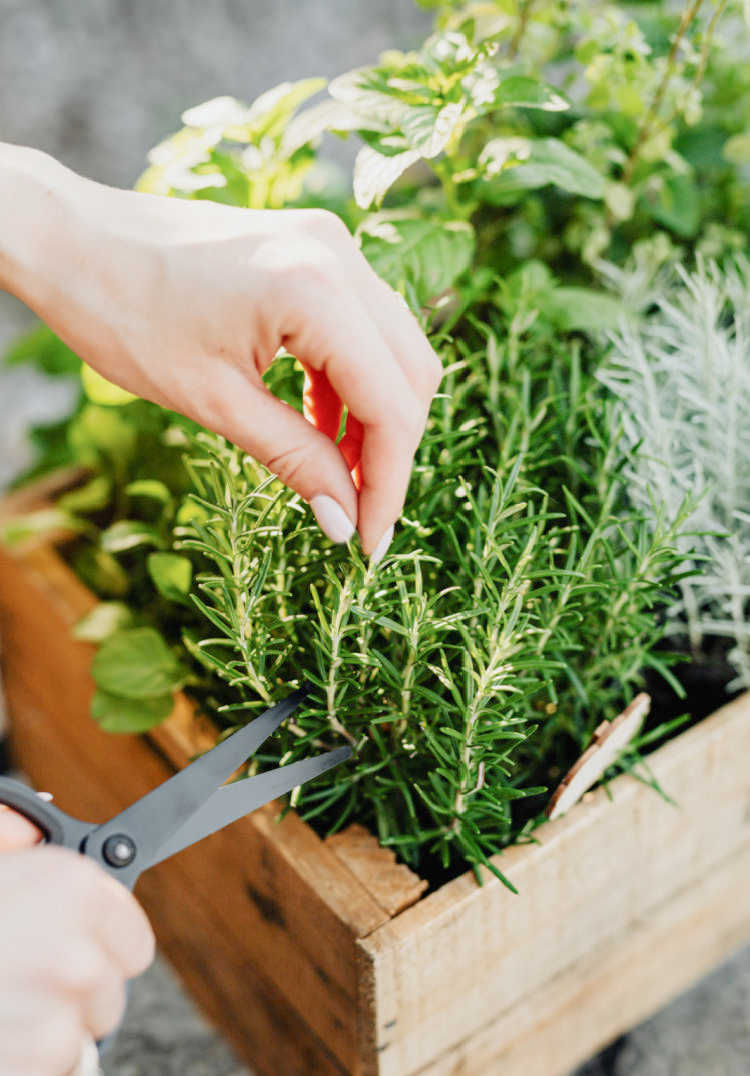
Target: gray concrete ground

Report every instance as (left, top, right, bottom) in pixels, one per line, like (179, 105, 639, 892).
(1, 2, 748, 1072)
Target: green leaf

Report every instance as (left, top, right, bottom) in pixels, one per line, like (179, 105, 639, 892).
(641, 174, 700, 238)
(3, 324, 81, 377)
(68, 406, 138, 466)
(91, 689, 174, 733)
(1, 508, 82, 548)
(479, 137, 606, 201)
(81, 364, 138, 406)
(147, 552, 194, 601)
(72, 547, 131, 598)
(58, 475, 113, 515)
(92, 628, 185, 699)
(74, 602, 134, 642)
(359, 217, 475, 305)
(401, 101, 464, 156)
(541, 288, 626, 333)
(353, 145, 420, 209)
(724, 133, 750, 163)
(495, 76, 569, 112)
(125, 479, 173, 504)
(100, 520, 165, 554)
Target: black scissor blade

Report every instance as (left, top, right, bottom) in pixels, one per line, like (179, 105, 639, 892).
(147, 746, 352, 868)
(93, 686, 310, 867)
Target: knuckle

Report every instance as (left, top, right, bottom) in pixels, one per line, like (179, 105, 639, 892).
(265, 442, 311, 490)
(300, 208, 351, 246)
(67, 946, 108, 995)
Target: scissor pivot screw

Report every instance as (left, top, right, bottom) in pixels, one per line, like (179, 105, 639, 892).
(103, 834, 136, 868)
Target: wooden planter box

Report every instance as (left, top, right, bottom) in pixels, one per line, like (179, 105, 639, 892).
(2, 475, 750, 1076)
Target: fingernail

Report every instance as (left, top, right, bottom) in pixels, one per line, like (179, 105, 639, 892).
(370, 524, 394, 567)
(310, 495, 356, 544)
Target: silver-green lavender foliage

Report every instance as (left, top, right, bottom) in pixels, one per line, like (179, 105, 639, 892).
(600, 258, 750, 689)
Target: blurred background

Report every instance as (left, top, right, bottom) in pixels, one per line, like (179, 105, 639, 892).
(1, 3, 749, 1074)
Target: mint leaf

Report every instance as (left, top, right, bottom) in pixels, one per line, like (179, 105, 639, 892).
(100, 520, 165, 554)
(147, 552, 194, 601)
(74, 602, 134, 643)
(91, 689, 174, 733)
(359, 217, 475, 306)
(353, 146, 420, 209)
(479, 137, 606, 200)
(92, 627, 185, 699)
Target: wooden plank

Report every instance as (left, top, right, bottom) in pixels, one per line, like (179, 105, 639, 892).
(421, 836, 750, 1075)
(361, 691, 750, 1075)
(0, 541, 387, 1074)
(326, 825, 428, 918)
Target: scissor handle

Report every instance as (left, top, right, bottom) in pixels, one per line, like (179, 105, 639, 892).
(0, 777, 91, 850)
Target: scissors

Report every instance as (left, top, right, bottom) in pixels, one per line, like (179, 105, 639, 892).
(0, 683, 350, 1058)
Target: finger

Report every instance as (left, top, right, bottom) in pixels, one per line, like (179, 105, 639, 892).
(283, 287, 424, 554)
(0, 805, 42, 851)
(359, 269, 443, 404)
(69, 1035, 101, 1076)
(82, 976, 126, 1041)
(91, 874, 155, 979)
(181, 361, 358, 544)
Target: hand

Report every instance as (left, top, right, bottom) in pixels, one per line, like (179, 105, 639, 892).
(0, 146, 442, 559)
(0, 807, 154, 1076)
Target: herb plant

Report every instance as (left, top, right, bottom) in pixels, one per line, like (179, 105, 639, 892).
(601, 256, 750, 692)
(3, 0, 749, 883)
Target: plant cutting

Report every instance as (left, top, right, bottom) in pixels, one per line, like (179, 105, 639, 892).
(2, 2, 750, 1073)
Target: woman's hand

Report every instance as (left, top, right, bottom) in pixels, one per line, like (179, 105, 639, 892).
(0, 806, 154, 1076)
(0, 145, 442, 560)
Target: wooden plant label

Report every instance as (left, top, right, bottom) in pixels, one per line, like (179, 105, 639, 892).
(546, 693, 651, 821)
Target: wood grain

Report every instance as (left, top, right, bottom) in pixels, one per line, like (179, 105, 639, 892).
(359, 691, 750, 1075)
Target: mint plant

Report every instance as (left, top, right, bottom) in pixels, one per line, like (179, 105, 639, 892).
(3, 0, 749, 882)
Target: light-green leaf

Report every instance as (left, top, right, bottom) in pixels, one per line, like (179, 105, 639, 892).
(125, 479, 173, 504)
(495, 76, 569, 113)
(74, 602, 134, 643)
(92, 627, 185, 699)
(353, 145, 420, 209)
(359, 217, 475, 305)
(91, 689, 174, 733)
(147, 552, 194, 601)
(479, 137, 606, 201)
(58, 476, 113, 515)
(541, 288, 626, 332)
(100, 520, 165, 554)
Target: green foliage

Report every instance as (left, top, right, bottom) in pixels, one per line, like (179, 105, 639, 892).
(3, 0, 749, 879)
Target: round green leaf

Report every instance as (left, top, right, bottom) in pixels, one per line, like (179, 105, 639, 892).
(81, 364, 138, 406)
(74, 602, 134, 643)
(147, 552, 194, 601)
(100, 520, 165, 554)
(92, 627, 185, 699)
(91, 689, 174, 733)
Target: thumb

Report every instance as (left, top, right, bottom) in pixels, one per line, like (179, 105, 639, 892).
(0, 806, 41, 852)
(207, 366, 358, 544)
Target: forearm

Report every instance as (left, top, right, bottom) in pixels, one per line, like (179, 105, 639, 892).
(0, 143, 81, 311)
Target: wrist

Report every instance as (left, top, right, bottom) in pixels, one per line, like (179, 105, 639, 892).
(0, 144, 82, 307)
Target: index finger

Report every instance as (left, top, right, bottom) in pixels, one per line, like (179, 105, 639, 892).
(286, 284, 426, 555)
